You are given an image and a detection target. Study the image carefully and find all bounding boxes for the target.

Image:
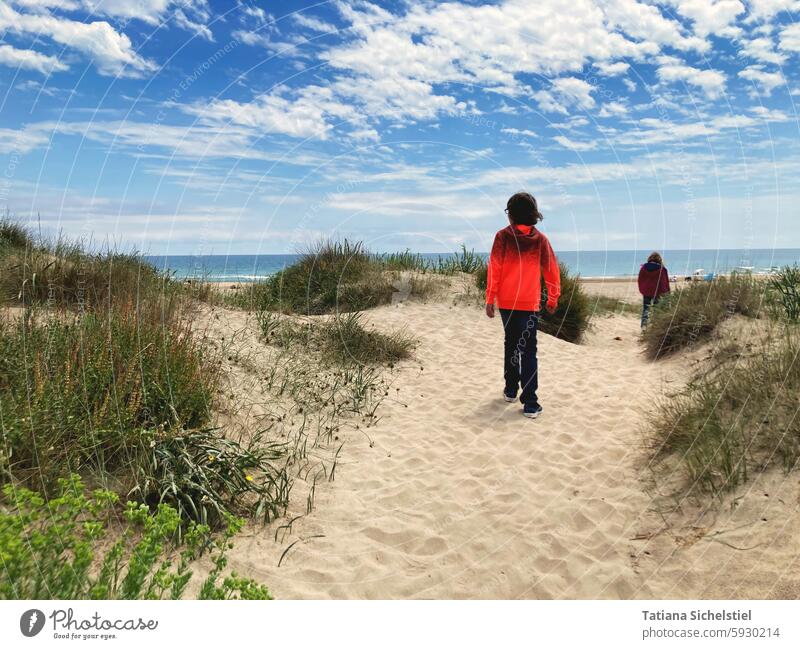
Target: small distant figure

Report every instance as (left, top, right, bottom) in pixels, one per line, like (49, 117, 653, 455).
(485, 192, 561, 419)
(638, 252, 671, 328)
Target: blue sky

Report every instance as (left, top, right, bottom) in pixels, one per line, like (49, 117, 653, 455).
(0, 0, 799, 255)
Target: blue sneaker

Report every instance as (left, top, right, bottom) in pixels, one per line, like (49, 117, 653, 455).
(503, 389, 517, 403)
(523, 403, 543, 419)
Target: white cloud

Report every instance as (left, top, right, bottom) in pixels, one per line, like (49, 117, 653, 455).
(553, 135, 598, 151)
(666, 0, 744, 37)
(0, 126, 51, 154)
(292, 13, 336, 33)
(746, 0, 800, 20)
(0, 3, 155, 76)
(187, 84, 363, 140)
(501, 127, 539, 138)
(547, 117, 590, 130)
(601, 0, 708, 51)
(0, 43, 67, 73)
(598, 101, 628, 117)
(739, 65, 785, 95)
(595, 61, 630, 76)
(779, 23, 800, 52)
(534, 77, 596, 114)
(81, 0, 212, 38)
(749, 105, 792, 121)
(321, 0, 687, 125)
(739, 36, 787, 63)
(656, 55, 726, 98)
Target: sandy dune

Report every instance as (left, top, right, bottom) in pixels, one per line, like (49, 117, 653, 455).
(209, 300, 800, 599)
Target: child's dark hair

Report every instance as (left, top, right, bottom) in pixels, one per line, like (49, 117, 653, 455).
(506, 192, 543, 225)
(647, 251, 663, 265)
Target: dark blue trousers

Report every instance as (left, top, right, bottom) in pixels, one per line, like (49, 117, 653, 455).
(641, 295, 660, 328)
(499, 309, 539, 405)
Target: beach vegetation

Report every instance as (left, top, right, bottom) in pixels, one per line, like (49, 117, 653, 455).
(646, 328, 800, 494)
(766, 264, 800, 322)
(589, 294, 640, 317)
(538, 263, 591, 344)
(641, 273, 764, 360)
(0, 217, 33, 252)
(0, 475, 270, 599)
(376, 249, 431, 272)
(257, 310, 415, 367)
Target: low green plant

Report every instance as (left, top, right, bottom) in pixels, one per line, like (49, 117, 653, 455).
(767, 265, 800, 321)
(319, 311, 415, 365)
(132, 429, 291, 532)
(646, 330, 800, 494)
(641, 274, 764, 359)
(0, 475, 271, 599)
(257, 310, 414, 366)
(538, 263, 591, 343)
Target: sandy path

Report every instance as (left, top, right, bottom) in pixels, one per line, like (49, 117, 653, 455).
(218, 301, 800, 599)
(222, 304, 659, 598)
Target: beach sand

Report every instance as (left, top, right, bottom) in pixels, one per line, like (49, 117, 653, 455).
(191, 292, 800, 600)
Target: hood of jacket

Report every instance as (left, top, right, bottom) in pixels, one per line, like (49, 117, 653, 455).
(505, 224, 542, 248)
(642, 261, 662, 272)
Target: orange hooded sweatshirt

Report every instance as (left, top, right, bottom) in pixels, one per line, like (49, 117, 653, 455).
(485, 224, 561, 311)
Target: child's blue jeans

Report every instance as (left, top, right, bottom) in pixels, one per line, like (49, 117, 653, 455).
(641, 295, 660, 328)
(499, 309, 539, 405)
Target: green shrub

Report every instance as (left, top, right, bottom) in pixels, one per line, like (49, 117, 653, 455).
(538, 263, 591, 343)
(256, 240, 395, 314)
(767, 265, 800, 321)
(0, 218, 33, 252)
(0, 306, 217, 491)
(257, 310, 414, 366)
(646, 330, 800, 494)
(0, 475, 271, 600)
(318, 311, 415, 365)
(641, 274, 764, 359)
(132, 429, 291, 531)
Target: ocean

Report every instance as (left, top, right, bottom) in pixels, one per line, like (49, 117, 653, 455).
(145, 249, 800, 283)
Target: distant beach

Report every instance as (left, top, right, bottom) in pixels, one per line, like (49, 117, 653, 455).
(147, 248, 800, 284)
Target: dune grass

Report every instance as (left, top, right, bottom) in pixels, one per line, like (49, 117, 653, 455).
(257, 310, 415, 367)
(0, 224, 181, 313)
(241, 240, 395, 314)
(589, 294, 640, 317)
(0, 218, 290, 536)
(376, 249, 431, 272)
(0, 304, 217, 491)
(223, 239, 455, 312)
(767, 264, 800, 321)
(641, 274, 765, 360)
(0, 218, 33, 251)
(538, 263, 591, 343)
(647, 327, 800, 494)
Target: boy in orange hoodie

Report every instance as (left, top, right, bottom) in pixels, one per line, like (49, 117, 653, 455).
(485, 192, 561, 418)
